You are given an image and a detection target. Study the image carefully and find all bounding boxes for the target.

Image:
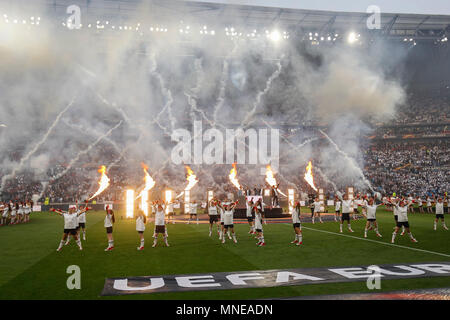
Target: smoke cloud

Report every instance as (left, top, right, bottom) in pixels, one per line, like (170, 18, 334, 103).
(0, 1, 408, 200)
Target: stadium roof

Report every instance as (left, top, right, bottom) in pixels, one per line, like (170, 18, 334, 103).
(5, 0, 450, 40)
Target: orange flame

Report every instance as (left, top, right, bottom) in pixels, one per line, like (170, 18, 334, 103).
(88, 165, 110, 200)
(229, 163, 241, 190)
(184, 166, 198, 191)
(136, 162, 156, 199)
(304, 161, 318, 192)
(265, 165, 277, 187)
(265, 165, 287, 197)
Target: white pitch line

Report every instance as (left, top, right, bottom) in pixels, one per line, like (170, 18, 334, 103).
(301, 226, 450, 258)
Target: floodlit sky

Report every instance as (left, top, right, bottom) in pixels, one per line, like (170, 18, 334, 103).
(188, 0, 450, 15)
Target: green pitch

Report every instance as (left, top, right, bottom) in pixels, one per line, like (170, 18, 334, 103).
(0, 208, 449, 300)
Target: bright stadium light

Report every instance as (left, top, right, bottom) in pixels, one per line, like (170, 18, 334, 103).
(347, 31, 358, 44)
(165, 190, 173, 214)
(269, 30, 281, 42)
(126, 189, 134, 218)
(184, 190, 190, 214)
(141, 190, 148, 216)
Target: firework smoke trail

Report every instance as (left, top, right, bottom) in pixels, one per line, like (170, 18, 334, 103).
(193, 58, 204, 93)
(198, 167, 226, 194)
(241, 57, 284, 128)
(284, 137, 319, 157)
(212, 40, 239, 126)
(62, 119, 122, 154)
(315, 166, 338, 191)
(276, 172, 298, 189)
(185, 92, 215, 126)
(262, 119, 317, 158)
(185, 59, 216, 126)
(150, 53, 176, 131)
(0, 96, 77, 192)
(319, 129, 374, 192)
(38, 181, 49, 200)
(84, 66, 169, 137)
(51, 121, 123, 181)
(77, 65, 132, 126)
(95, 92, 131, 123)
(95, 87, 171, 138)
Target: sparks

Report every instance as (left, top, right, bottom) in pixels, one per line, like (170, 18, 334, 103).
(88, 165, 110, 200)
(304, 161, 318, 192)
(229, 163, 241, 190)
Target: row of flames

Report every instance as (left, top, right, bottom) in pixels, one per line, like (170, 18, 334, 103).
(88, 161, 318, 201)
(228, 163, 317, 195)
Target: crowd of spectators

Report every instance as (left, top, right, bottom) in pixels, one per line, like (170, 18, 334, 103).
(390, 94, 450, 124)
(364, 140, 449, 196)
(1, 93, 449, 203)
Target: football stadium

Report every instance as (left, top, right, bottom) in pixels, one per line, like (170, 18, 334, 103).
(0, 0, 449, 305)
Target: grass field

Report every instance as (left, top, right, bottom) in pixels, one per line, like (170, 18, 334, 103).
(0, 207, 449, 300)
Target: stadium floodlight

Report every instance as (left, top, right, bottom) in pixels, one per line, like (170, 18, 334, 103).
(347, 31, 358, 44)
(288, 189, 294, 214)
(269, 30, 281, 42)
(165, 190, 173, 202)
(164, 190, 173, 214)
(126, 189, 134, 218)
(141, 190, 148, 216)
(184, 190, 190, 214)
